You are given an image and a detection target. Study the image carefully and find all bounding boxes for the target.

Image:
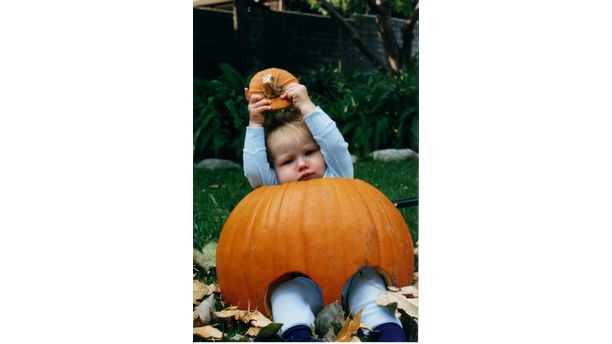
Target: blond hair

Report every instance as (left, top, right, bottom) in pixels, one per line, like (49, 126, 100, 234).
(264, 109, 316, 164)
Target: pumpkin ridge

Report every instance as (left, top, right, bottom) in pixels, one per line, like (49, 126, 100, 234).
(353, 179, 382, 269)
(364, 182, 396, 281)
(365, 181, 413, 286)
(251, 186, 284, 305)
(332, 179, 354, 297)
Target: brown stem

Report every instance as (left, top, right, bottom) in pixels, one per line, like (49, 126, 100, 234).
(319, 0, 390, 73)
(401, 3, 419, 66)
(366, 0, 401, 71)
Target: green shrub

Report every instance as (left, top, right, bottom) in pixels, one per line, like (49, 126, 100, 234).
(301, 60, 419, 157)
(193, 63, 249, 163)
(193, 61, 418, 162)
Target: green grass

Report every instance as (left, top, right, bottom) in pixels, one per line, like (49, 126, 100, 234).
(193, 158, 419, 251)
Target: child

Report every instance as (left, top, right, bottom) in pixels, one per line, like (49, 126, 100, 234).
(243, 82, 406, 342)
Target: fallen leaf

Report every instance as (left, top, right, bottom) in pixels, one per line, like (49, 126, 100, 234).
(246, 326, 261, 337)
(376, 292, 418, 319)
(193, 280, 208, 304)
(193, 242, 218, 270)
(215, 308, 272, 327)
(193, 325, 223, 339)
(314, 301, 345, 337)
(336, 309, 363, 342)
(193, 294, 216, 326)
(254, 322, 283, 340)
(249, 310, 272, 327)
(396, 285, 418, 298)
(227, 333, 251, 341)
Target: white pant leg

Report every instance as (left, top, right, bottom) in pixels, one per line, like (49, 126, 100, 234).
(342, 268, 402, 329)
(270, 276, 324, 334)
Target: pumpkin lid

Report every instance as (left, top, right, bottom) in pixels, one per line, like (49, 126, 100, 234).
(248, 68, 299, 111)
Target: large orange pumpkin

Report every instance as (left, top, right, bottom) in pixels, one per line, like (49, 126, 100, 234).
(216, 178, 414, 317)
(247, 68, 299, 110)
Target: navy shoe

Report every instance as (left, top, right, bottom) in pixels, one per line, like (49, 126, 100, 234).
(370, 322, 407, 342)
(282, 325, 322, 342)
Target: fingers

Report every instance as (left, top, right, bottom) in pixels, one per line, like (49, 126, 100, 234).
(281, 84, 306, 103)
(280, 83, 299, 99)
(248, 97, 272, 115)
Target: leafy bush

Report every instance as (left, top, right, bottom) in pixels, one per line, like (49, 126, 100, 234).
(193, 61, 418, 162)
(193, 63, 249, 163)
(302, 60, 419, 157)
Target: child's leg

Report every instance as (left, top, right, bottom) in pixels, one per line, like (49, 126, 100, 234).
(270, 276, 323, 341)
(342, 268, 406, 342)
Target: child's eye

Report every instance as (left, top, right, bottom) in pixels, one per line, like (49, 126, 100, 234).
(281, 159, 293, 166)
(305, 150, 316, 156)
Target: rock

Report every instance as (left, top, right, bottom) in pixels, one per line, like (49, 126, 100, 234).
(370, 149, 418, 161)
(194, 158, 241, 170)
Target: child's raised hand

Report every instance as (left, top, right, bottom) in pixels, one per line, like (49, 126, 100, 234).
(244, 87, 271, 128)
(281, 84, 316, 116)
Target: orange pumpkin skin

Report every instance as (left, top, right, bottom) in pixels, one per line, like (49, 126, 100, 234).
(248, 68, 299, 110)
(216, 178, 414, 317)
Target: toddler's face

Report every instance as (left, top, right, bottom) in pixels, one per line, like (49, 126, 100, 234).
(269, 136, 326, 184)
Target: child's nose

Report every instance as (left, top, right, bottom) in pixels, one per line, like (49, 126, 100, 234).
(297, 157, 308, 169)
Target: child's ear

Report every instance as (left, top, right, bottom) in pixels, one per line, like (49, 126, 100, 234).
(243, 88, 250, 102)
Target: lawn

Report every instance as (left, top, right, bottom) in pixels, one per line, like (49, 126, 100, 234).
(193, 158, 419, 254)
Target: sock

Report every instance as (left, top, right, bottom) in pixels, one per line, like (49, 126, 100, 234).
(270, 276, 323, 336)
(282, 324, 322, 342)
(342, 268, 403, 329)
(370, 322, 407, 342)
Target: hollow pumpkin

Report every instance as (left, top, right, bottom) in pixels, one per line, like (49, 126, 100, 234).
(247, 68, 299, 110)
(216, 178, 414, 317)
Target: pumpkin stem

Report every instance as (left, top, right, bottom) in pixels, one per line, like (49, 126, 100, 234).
(262, 73, 284, 99)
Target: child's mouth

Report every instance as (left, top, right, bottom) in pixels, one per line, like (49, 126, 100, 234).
(298, 173, 315, 181)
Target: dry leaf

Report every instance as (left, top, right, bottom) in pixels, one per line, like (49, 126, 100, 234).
(193, 280, 208, 304)
(376, 292, 418, 319)
(395, 285, 418, 298)
(246, 326, 261, 337)
(194, 242, 218, 270)
(215, 308, 272, 327)
(336, 309, 363, 342)
(253, 322, 283, 340)
(207, 284, 221, 295)
(193, 325, 223, 339)
(249, 310, 272, 327)
(314, 301, 345, 337)
(193, 294, 216, 326)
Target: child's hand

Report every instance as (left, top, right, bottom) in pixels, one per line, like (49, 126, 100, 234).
(244, 87, 271, 128)
(281, 84, 316, 116)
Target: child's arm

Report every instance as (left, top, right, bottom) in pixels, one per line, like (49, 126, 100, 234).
(242, 88, 279, 188)
(281, 85, 354, 178)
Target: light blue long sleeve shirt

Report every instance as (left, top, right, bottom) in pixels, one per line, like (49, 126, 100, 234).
(243, 106, 353, 188)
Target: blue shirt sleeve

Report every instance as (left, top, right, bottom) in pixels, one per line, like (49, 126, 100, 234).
(242, 127, 279, 188)
(304, 107, 354, 178)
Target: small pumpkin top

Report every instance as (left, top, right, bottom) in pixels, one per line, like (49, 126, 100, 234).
(248, 68, 299, 110)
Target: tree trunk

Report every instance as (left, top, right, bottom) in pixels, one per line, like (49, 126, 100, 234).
(366, 0, 401, 71)
(318, 0, 390, 73)
(401, 3, 419, 67)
